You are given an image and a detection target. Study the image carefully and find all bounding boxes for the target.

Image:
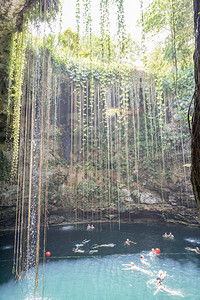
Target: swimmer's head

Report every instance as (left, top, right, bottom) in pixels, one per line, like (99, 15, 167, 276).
(151, 248, 154, 251)
(140, 255, 144, 259)
(130, 262, 134, 266)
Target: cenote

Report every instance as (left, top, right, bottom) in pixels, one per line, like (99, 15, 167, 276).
(1, 0, 200, 299)
(0, 222, 200, 299)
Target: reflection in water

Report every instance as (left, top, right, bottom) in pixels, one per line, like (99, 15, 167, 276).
(0, 245, 13, 250)
(59, 226, 75, 231)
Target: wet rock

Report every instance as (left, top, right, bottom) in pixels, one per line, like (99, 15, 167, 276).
(0, 184, 17, 206)
(48, 215, 65, 225)
(140, 192, 161, 204)
(168, 196, 178, 206)
(120, 189, 133, 202)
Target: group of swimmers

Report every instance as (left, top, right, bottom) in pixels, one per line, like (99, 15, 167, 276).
(162, 232, 174, 238)
(87, 224, 95, 230)
(73, 238, 116, 254)
(162, 232, 200, 255)
(72, 228, 199, 297)
(122, 251, 184, 297)
(121, 234, 186, 297)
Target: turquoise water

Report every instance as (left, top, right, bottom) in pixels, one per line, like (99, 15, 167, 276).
(0, 222, 200, 299)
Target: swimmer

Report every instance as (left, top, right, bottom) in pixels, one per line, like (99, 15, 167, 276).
(150, 248, 155, 258)
(140, 255, 150, 267)
(154, 280, 163, 295)
(122, 262, 140, 271)
(124, 238, 137, 246)
(75, 243, 84, 247)
(122, 262, 153, 276)
(185, 246, 200, 254)
(154, 281, 184, 297)
(162, 232, 168, 238)
(89, 249, 98, 254)
(82, 239, 90, 245)
(92, 243, 116, 249)
(76, 239, 90, 248)
(169, 232, 174, 238)
(73, 247, 84, 253)
(91, 224, 95, 229)
(122, 262, 135, 267)
(157, 270, 167, 282)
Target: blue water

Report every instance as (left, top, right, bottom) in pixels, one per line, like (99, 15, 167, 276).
(0, 222, 200, 299)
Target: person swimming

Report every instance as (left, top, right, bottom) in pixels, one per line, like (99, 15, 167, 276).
(185, 246, 200, 254)
(124, 238, 137, 246)
(154, 280, 163, 295)
(73, 247, 84, 253)
(92, 243, 116, 249)
(150, 248, 155, 258)
(89, 249, 98, 254)
(169, 232, 174, 238)
(122, 262, 139, 270)
(75, 239, 90, 248)
(82, 239, 90, 245)
(140, 255, 150, 267)
(154, 280, 183, 297)
(162, 232, 168, 238)
(122, 262, 153, 276)
(157, 270, 167, 282)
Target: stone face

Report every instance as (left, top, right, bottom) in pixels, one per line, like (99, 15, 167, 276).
(120, 189, 133, 202)
(48, 215, 65, 225)
(140, 192, 161, 205)
(0, 0, 198, 229)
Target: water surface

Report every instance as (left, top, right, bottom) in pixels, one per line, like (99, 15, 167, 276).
(0, 222, 200, 299)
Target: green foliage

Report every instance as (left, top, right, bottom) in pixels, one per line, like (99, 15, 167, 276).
(59, 28, 79, 58)
(142, 0, 194, 71)
(9, 31, 27, 179)
(57, 28, 141, 66)
(6, 0, 194, 219)
(162, 63, 194, 124)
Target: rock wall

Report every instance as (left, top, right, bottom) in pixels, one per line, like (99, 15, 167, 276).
(0, 0, 199, 229)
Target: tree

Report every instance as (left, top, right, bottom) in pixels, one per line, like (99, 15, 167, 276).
(141, 0, 194, 72)
(59, 28, 79, 58)
(191, 0, 200, 212)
